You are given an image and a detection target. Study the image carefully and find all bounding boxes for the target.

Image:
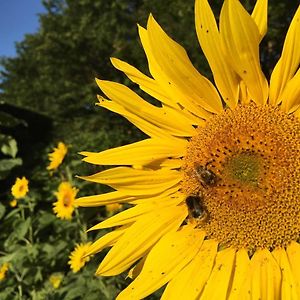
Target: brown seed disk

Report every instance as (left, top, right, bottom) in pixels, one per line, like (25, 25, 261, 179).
(182, 102, 300, 253)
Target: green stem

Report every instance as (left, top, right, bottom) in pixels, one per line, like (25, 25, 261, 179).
(74, 209, 87, 242)
(17, 284, 23, 300)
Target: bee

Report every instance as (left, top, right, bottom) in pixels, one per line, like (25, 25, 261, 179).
(185, 195, 208, 222)
(195, 164, 219, 187)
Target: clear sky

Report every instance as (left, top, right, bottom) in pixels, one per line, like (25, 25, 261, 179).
(0, 0, 46, 57)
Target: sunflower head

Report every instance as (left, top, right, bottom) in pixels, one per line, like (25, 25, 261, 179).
(11, 176, 29, 199)
(9, 199, 18, 207)
(68, 243, 92, 273)
(105, 203, 123, 215)
(53, 182, 78, 220)
(49, 273, 63, 289)
(76, 0, 300, 298)
(0, 263, 9, 281)
(47, 142, 67, 171)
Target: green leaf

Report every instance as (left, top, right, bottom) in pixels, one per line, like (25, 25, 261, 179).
(35, 212, 56, 232)
(0, 203, 6, 220)
(63, 285, 84, 300)
(4, 207, 22, 220)
(1, 136, 18, 158)
(4, 218, 31, 248)
(0, 157, 22, 171)
(0, 158, 22, 179)
(15, 217, 31, 240)
(0, 287, 15, 300)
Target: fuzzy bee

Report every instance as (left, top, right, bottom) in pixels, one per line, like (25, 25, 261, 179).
(185, 195, 208, 222)
(195, 164, 219, 187)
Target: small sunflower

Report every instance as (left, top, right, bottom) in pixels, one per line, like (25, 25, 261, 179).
(53, 182, 78, 220)
(0, 263, 9, 281)
(68, 243, 92, 273)
(47, 142, 67, 171)
(76, 0, 300, 299)
(11, 176, 29, 199)
(49, 273, 63, 289)
(9, 199, 17, 207)
(106, 203, 123, 215)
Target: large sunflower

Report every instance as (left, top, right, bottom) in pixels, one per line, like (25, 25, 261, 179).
(76, 0, 300, 299)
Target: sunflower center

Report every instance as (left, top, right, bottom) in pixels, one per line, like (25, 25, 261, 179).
(223, 152, 261, 186)
(63, 195, 71, 207)
(182, 102, 300, 254)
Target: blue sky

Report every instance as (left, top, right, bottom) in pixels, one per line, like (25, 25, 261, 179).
(0, 0, 45, 57)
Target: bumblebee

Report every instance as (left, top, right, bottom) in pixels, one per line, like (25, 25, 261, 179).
(185, 195, 208, 222)
(195, 164, 219, 187)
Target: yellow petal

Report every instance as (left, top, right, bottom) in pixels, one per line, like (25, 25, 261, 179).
(195, 0, 239, 109)
(127, 256, 146, 280)
(110, 57, 175, 107)
(287, 241, 300, 298)
(81, 137, 187, 166)
(220, 0, 268, 104)
(79, 167, 182, 196)
(112, 51, 213, 124)
(117, 226, 206, 299)
(89, 194, 184, 231)
(82, 189, 181, 210)
(280, 69, 300, 113)
(270, 6, 300, 105)
(239, 80, 251, 104)
(138, 24, 214, 120)
(97, 95, 171, 138)
(161, 239, 218, 300)
(272, 248, 300, 300)
(167, 104, 207, 127)
(147, 15, 222, 114)
(97, 80, 196, 137)
(294, 106, 300, 120)
(86, 225, 129, 257)
(228, 248, 250, 300)
(75, 191, 136, 207)
(251, 0, 268, 41)
(151, 158, 183, 169)
(200, 247, 236, 299)
(238, 249, 281, 300)
(162, 103, 205, 128)
(97, 205, 186, 276)
(128, 185, 181, 205)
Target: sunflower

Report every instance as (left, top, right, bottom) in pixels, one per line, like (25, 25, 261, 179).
(9, 199, 17, 207)
(68, 243, 92, 273)
(47, 142, 67, 171)
(76, 0, 300, 299)
(49, 273, 63, 289)
(0, 263, 9, 281)
(106, 203, 123, 215)
(11, 176, 29, 199)
(53, 182, 78, 220)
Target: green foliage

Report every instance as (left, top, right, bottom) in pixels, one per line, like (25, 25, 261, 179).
(0, 111, 25, 179)
(0, 147, 125, 299)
